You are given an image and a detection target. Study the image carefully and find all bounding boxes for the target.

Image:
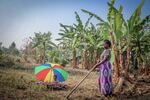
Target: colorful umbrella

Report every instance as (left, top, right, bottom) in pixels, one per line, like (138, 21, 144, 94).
(35, 63, 69, 82)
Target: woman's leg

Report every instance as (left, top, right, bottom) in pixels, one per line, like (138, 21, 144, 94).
(104, 61, 112, 95)
(100, 61, 113, 95)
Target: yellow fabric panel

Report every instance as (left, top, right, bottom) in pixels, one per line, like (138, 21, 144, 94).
(44, 69, 54, 82)
(48, 63, 60, 67)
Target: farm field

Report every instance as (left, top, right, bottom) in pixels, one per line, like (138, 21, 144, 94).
(0, 65, 150, 100)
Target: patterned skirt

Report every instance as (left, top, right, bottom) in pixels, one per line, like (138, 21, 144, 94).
(98, 61, 112, 95)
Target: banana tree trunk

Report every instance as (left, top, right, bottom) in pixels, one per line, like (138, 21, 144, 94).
(72, 49, 77, 68)
(139, 55, 148, 75)
(119, 49, 124, 70)
(126, 47, 131, 72)
(139, 62, 146, 75)
(94, 49, 98, 64)
(114, 49, 120, 82)
(81, 51, 84, 69)
(110, 32, 120, 80)
(43, 42, 46, 63)
(89, 51, 94, 69)
(114, 49, 135, 93)
(114, 43, 137, 93)
(143, 62, 149, 75)
(83, 50, 88, 69)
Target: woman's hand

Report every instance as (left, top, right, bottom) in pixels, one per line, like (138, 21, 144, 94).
(95, 68, 100, 72)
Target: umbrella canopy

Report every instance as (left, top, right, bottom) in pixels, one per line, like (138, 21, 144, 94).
(35, 63, 68, 82)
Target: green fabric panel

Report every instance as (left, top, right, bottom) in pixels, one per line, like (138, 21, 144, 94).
(35, 65, 50, 74)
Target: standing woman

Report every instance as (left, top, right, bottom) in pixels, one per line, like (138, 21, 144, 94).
(97, 39, 112, 96)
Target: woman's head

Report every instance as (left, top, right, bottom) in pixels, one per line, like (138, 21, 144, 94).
(103, 39, 111, 49)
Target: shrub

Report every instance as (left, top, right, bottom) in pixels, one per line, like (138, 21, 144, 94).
(60, 59, 68, 67)
(0, 55, 15, 67)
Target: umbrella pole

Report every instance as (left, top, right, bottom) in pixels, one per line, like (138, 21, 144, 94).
(66, 63, 99, 99)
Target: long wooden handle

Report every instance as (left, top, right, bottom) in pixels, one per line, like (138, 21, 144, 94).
(66, 63, 99, 99)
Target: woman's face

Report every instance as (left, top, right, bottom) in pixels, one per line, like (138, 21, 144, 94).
(103, 42, 109, 49)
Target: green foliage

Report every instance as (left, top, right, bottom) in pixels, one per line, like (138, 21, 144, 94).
(31, 31, 56, 49)
(107, 0, 125, 41)
(1, 0, 148, 71)
(30, 32, 56, 63)
(57, 11, 106, 67)
(47, 46, 69, 66)
(81, 9, 104, 23)
(8, 42, 20, 56)
(128, 0, 144, 32)
(73, 0, 149, 70)
(0, 42, 20, 56)
(0, 55, 16, 68)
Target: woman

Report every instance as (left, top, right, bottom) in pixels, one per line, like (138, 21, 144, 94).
(97, 39, 112, 96)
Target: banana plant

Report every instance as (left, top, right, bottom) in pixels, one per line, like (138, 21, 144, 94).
(81, 0, 126, 78)
(72, 12, 103, 69)
(123, 0, 145, 72)
(57, 11, 94, 69)
(130, 15, 150, 74)
(30, 32, 56, 63)
(73, 12, 93, 69)
(82, 23, 103, 68)
(81, 0, 148, 78)
(57, 23, 80, 68)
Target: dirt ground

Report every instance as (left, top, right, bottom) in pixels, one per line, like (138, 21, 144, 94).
(0, 66, 150, 100)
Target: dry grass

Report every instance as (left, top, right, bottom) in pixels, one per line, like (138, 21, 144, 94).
(0, 67, 150, 100)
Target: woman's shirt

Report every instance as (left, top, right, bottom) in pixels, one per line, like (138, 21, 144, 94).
(100, 49, 111, 61)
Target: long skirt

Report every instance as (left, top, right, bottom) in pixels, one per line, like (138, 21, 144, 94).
(98, 61, 112, 95)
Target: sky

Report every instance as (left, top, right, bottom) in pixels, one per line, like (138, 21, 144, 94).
(0, 0, 150, 49)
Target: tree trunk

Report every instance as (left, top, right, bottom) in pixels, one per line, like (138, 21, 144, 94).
(126, 47, 131, 72)
(43, 42, 46, 63)
(93, 49, 98, 64)
(139, 62, 148, 76)
(114, 75, 124, 93)
(119, 49, 124, 70)
(114, 48, 135, 93)
(114, 48, 125, 93)
(109, 32, 133, 93)
(82, 50, 88, 69)
(72, 49, 77, 68)
(114, 51, 120, 79)
(110, 32, 120, 81)
(114, 69, 135, 93)
(143, 62, 149, 76)
(141, 55, 148, 76)
(89, 51, 94, 69)
(81, 51, 84, 69)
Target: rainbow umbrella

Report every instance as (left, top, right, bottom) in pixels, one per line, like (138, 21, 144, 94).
(35, 63, 69, 82)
